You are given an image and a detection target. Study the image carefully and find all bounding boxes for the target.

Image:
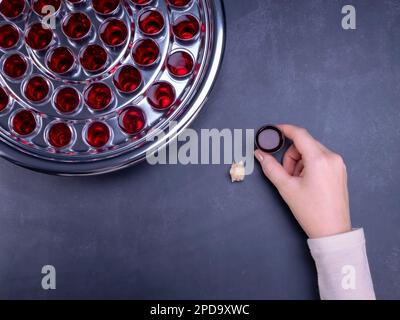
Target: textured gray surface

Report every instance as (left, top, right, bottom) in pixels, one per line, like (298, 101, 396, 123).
(0, 0, 400, 299)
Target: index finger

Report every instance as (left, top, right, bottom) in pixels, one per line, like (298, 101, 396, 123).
(276, 124, 323, 159)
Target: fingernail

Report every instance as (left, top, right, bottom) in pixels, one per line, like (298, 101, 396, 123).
(254, 150, 264, 162)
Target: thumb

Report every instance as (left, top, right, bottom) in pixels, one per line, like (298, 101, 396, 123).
(255, 150, 292, 190)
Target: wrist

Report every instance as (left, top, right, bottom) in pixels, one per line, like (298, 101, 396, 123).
(308, 223, 352, 239)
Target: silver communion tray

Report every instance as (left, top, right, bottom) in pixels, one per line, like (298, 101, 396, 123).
(0, 0, 225, 175)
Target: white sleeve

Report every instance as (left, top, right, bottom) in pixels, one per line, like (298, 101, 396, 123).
(307, 228, 376, 300)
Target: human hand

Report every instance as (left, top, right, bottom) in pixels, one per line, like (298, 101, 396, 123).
(254, 124, 351, 239)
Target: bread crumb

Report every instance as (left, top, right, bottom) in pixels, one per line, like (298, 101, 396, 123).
(230, 161, 245, 182)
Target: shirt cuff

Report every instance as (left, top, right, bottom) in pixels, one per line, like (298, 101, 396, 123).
(307, 228, 376, 300)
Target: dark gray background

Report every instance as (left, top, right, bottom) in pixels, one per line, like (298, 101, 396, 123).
(0, 0, 399, 299)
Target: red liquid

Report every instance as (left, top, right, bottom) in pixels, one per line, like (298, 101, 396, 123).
(85, 83, 113, 110)
(24, 76, 50, 103)
(0, 24, 19, 49)
(0, 87, 9, 111)
(48, 122, 72, 148)
(54, 87, 80, 113)
(62, 12, 91, 40)
(167, 51, 194, 77)
(173, 14, 199, 41)
(26, 23, 53, 50)
(3, 53, 27, 79)
(132, 39, 159, 67)
(130, 0, 152, 5)
(86, 122, 110, 148)
(47, 47, 75, 74)
(147, 82, 175, 110)
(80, 44, 108, 72)
(118, 106, 145, 134)
(12, 110, 37, 136)
(113, 65, 142, 93)
(167, 0, 191, 8)
(256, 126, 284, 153)
(138, 10, 164, 35)
(92, 0, 120, 15)
(33, 0, 61, 16)
(100, 18, 128, 47)
(0, 0, 25, 19)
